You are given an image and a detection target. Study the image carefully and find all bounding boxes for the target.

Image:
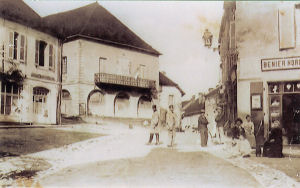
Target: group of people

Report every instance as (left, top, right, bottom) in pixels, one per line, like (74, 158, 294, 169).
(146, 104, 284, 158)
(147, 104, 177, 147)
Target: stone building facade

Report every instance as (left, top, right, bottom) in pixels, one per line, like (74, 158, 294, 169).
(219, 1, 300, 143)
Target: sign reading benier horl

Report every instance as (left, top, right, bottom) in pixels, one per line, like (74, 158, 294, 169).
(261, 56, 300, 71)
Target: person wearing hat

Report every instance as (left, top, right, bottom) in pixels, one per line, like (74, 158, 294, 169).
(147, 105, 160, 145)
(166, 105, 177, 147)
(198, 109, 209, 147)
(215, 106, 225, 144)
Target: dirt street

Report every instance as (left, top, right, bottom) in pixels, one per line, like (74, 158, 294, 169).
(39, 148, 261, 188)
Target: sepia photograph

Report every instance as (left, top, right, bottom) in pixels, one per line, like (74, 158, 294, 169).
(0, 0, 300, 187)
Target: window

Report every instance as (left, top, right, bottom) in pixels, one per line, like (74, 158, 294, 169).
(168, 95, 174, 106)
(8, 31, 26, 63)
(1, 82, 22, 115)
(35, 40, 47, 67)
(33, 87, 49, 115)
(62, 56, 67, 74)
(49, 44, 55, 70)
(13, 32, 18, 60)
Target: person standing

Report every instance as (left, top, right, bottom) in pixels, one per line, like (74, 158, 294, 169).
(147, 105, 160, 145)
(198, 109, 209, 147)
(255, 119, 265, 157)
(242, 115, 255, 148)
(166, 105, 176, 147)
(215, 106, 225, 144)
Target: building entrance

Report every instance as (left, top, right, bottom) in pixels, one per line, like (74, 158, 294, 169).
(282, 94, 300, 144)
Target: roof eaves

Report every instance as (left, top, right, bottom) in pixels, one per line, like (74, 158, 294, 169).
(64, 34, 161, 56)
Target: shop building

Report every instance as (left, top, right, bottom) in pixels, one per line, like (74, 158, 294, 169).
(220, 2, 300, 143)
(0, 0, 62, 124)
(42, 3, 160, 120)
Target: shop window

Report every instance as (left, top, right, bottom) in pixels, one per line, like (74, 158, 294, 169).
(33, 87, 49, 116)
(294, 82, 300, 92)
(1, 83, 22, 115)
(35, 40, 47, 67)
(269, 83, 280, 94)
(284, 82, 294, 93)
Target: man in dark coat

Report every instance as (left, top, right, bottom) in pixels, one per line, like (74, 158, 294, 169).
(198, 109, 209, 147)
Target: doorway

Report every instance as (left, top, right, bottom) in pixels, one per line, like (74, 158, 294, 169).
(282, 94, 300, 144)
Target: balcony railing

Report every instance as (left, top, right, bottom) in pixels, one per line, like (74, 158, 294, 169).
(95, 73, 156, 89)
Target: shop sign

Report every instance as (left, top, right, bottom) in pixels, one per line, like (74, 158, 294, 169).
(261, 56, 300, 71)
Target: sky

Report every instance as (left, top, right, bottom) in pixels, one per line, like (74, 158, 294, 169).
(25, 1, 224, 100)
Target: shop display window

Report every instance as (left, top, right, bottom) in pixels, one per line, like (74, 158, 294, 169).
(294, 82, 300, 92)
(284, 82, 294, 93)
(269, 83, 280, 94)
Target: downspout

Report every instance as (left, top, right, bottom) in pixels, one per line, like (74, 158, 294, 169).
(57, 39, 63, 125)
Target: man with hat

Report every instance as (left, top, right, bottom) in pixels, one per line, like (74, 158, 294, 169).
(215, 106, 225, 144)
(166, 105, 177, 147)
(198, 109, 209, 147)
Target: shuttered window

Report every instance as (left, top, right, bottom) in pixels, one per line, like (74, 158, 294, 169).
(35, 40, 39, 65)
(8, 32, 13, 59)
(278, 5, 295, 49)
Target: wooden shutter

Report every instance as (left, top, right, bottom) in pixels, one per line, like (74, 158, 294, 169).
(8, 31, 13, 59)
(35, 40, 39, 65)
(278, 5, 295, 49)
(20, 35, 25, 63)
(25, 37, 27, 64)
(49, 44, 53, 70)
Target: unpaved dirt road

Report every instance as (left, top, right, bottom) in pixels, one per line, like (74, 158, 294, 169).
(39, 148, 261, 188)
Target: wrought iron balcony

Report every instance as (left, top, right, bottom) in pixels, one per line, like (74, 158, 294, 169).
(95, 73, 156, 89)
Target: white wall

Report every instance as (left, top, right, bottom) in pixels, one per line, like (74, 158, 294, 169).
(236, 2, 300, 123)
(0, 18, 60, 124)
